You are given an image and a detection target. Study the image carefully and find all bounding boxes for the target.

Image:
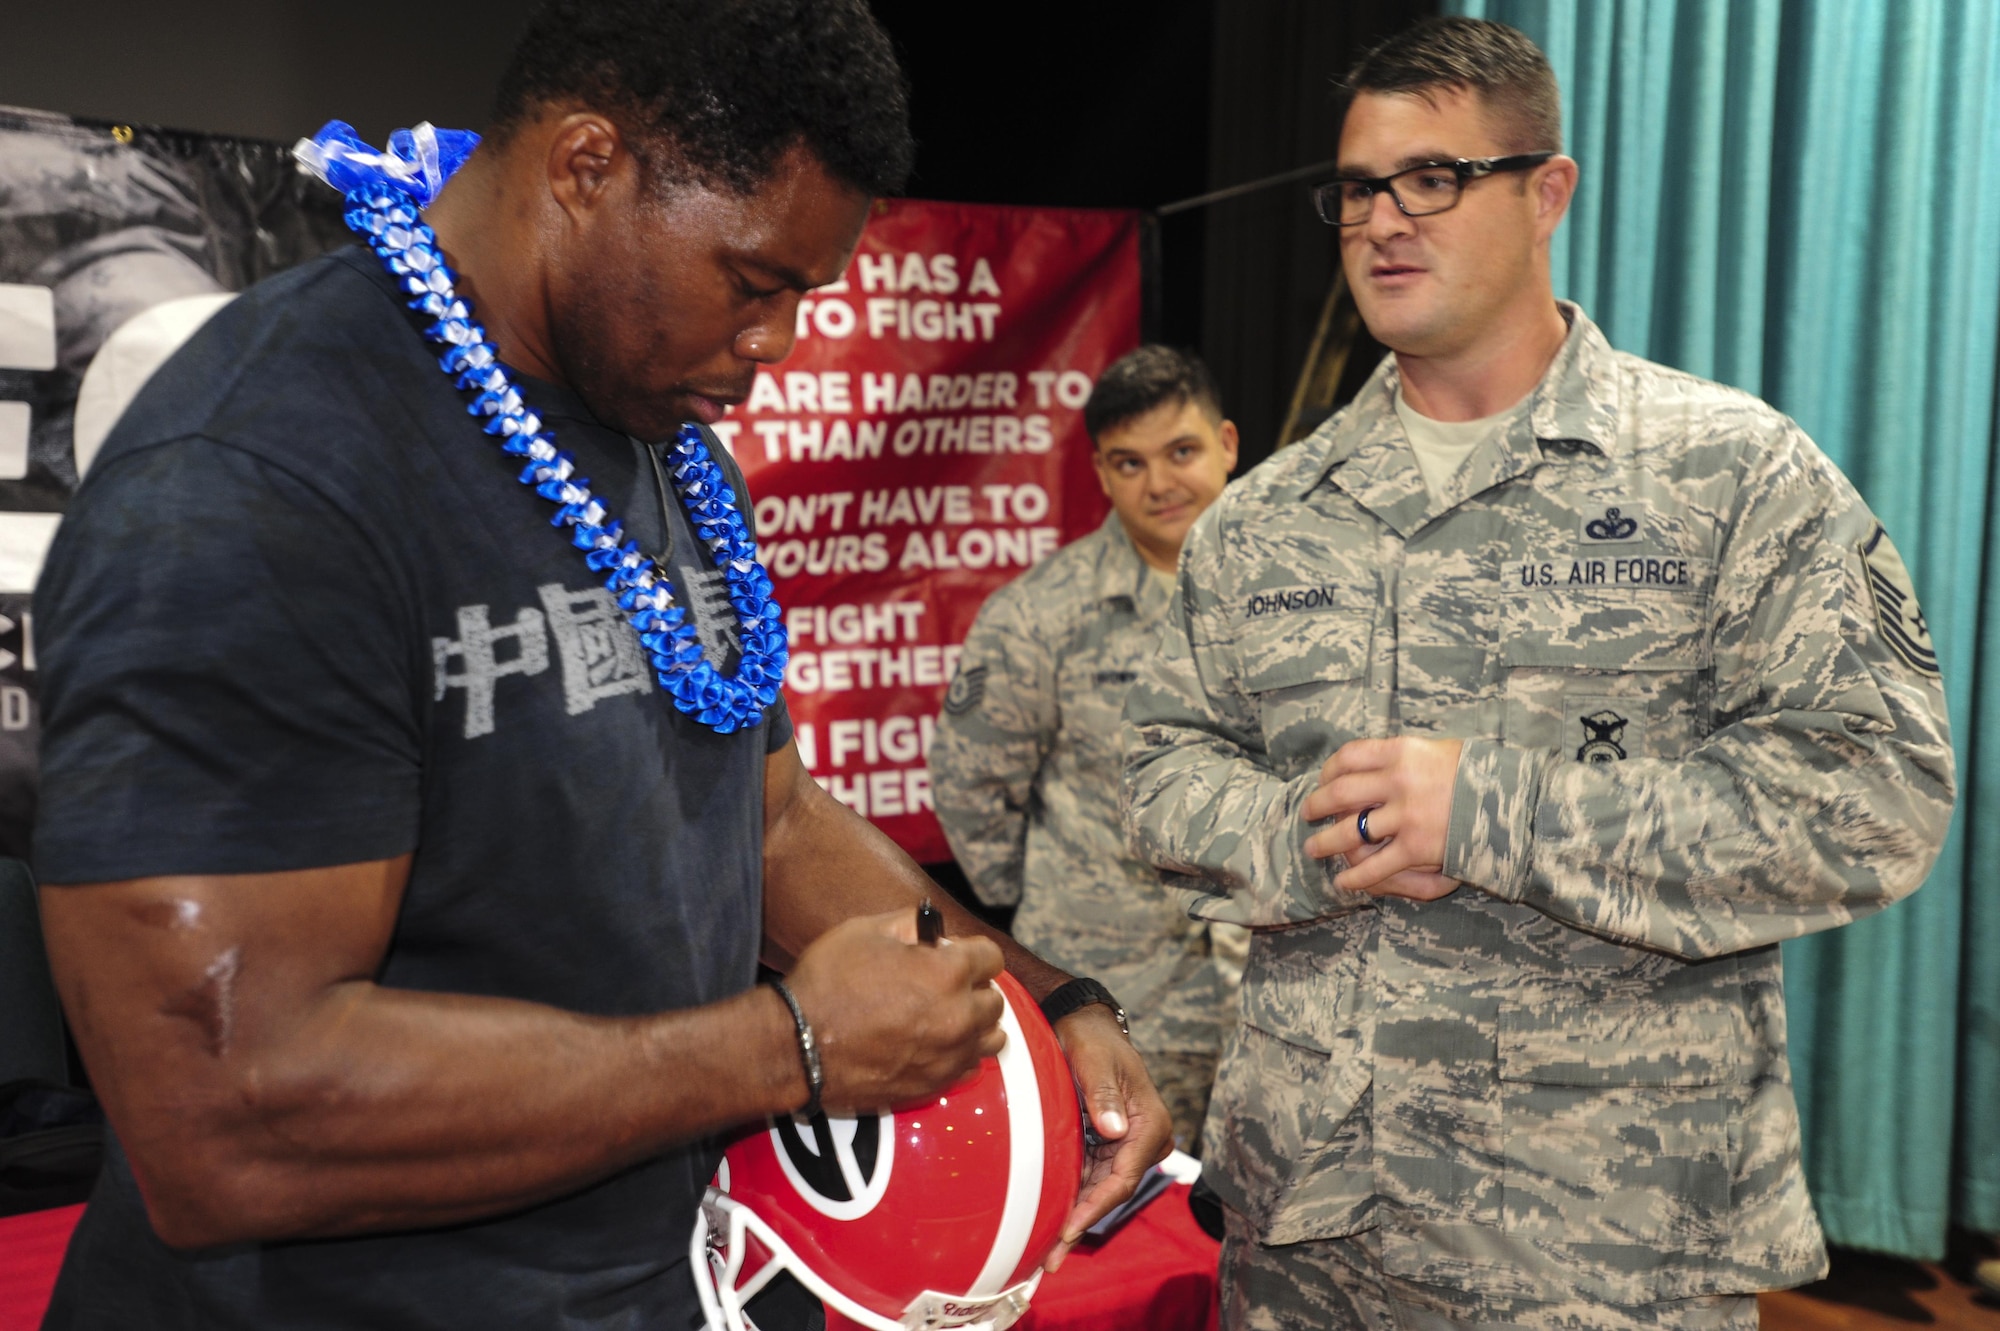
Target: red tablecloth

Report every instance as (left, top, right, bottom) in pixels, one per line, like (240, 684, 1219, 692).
(1019, 1181, 1220, 1331)
(0, 1203, 80, 1331)
(0, 1188, 1219, 1331)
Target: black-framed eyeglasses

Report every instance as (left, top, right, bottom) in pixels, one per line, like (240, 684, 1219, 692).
(1312, 151, 1556, 226)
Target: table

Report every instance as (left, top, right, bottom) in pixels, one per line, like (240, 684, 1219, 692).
(1019, 1180, 1221, 1331)
(0, 1203, 80, 1331)
(0, 1187, 1221, 1331)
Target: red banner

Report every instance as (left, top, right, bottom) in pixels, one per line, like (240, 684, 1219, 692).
(723, 199, 1137, 862)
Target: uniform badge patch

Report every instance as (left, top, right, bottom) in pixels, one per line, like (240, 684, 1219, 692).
(1576, 709, 1630, 762)
(1861, 525, 1941, 680)
(943, 663, 988, 715)
(1563, 696, 1645, 762)
(1579, 503, 1644, 543)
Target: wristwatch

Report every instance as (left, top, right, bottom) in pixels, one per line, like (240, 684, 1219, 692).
(1039, 977, 1129, 1036)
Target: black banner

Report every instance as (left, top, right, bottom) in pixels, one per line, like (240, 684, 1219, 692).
(0, 104, 348, 856)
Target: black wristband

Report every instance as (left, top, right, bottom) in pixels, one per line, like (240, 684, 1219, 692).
(1039, 977, 1129, 1036)
(765, 976, 823, 1119)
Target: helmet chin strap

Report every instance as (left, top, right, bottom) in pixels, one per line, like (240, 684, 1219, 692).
(692, 1192, 782, 1331)
(692, 1187, 1039, 1331)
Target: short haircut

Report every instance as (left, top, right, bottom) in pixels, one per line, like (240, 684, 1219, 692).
(1342, 16, 1562, 155)
(1083, 346, 1223, 445)
(492, 0, 914, 197)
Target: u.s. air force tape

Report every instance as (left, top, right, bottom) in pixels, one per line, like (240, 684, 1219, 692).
(1861, 524, 1941, 680)
(1506, 555, 1706, 590)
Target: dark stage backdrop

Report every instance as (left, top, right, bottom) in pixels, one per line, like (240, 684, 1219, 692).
(878, 0, 1437, 467)
(1203, 1, 1436, 466)
(870, 0, 1214, 355)
(0, 1, 535, 147)
(0, 0, 1436, 464)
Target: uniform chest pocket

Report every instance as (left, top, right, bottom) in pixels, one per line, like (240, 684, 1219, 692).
(1498, 589, 1713, 762)
(1055, 652, 1145, 771)
(1235, 606, 1375, 778)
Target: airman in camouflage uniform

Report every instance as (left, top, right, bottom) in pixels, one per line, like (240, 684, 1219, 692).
(932, 347, 1247, 1152)
(1121, 17, 1955, 1330)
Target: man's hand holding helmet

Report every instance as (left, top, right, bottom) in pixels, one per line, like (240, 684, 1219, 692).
(781, 907, 1008, 1111)
(704, 914, 1173, 1331)
(762, 901, 1174, 1274)
(1046, 1002, 1173, 1271)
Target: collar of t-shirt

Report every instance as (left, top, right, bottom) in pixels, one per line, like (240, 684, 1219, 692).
(1393, 384, 1530, 504)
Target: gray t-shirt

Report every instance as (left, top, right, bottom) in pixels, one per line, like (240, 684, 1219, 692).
(1394, 384, 1527, 501)
(34, 246, 788, 1331)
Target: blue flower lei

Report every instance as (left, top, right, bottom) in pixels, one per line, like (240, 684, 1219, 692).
(294, 121, 785, 734)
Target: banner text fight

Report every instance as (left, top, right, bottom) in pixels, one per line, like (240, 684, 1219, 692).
(733, 200, 1137, 860)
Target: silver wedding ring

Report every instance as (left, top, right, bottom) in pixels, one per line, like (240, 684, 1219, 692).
(1357, 807, 1381, 846)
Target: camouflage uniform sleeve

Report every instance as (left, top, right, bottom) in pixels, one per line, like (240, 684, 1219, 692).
(1122, 507, 1375, 928)
(928, 585, 1056, 908)
(1447, 422, 1957, 958)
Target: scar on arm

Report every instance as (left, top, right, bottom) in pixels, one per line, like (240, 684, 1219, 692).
(129, 896, 204, 931)
(160, 947, 243, 1058)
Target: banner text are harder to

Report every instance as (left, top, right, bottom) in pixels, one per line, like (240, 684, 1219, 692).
(733, 199, 1137, 861)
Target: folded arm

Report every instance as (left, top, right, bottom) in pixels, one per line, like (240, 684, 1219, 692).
(1445, 429, 1956, 958)
(1122, 509, 1375, 928)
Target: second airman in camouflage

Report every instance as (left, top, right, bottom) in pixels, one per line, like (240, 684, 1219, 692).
(1122, 19, 1955, 1330)
(932, 347, 1247, 1153)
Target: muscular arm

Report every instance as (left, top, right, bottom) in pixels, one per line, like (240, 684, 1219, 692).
(33, 437, 1021, 1253)
(40, 857, 808, 1249)
(40, 741, 1140, 1255)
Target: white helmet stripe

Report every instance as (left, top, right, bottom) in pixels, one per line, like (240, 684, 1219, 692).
(968, 991, 1044, 1297)
(834, 1126, 870, 1201)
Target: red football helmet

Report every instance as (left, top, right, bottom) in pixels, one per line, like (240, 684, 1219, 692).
(693, 970, 1085, 1331)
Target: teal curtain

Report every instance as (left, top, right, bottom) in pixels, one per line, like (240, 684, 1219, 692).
(1445, 0, 2000, 1260)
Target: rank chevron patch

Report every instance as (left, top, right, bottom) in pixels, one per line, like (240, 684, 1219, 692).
(1861, 525, 1941, 680)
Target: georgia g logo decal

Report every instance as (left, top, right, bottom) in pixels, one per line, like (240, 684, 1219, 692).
(769, 1110, 894, 1221)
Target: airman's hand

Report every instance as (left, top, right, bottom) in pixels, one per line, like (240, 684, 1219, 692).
(1302, 737, 1463, 900)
